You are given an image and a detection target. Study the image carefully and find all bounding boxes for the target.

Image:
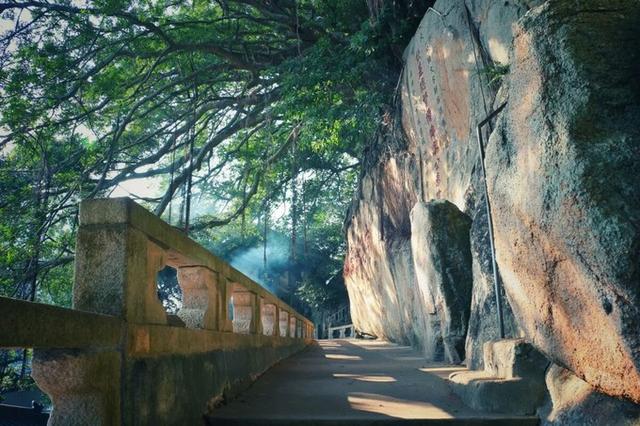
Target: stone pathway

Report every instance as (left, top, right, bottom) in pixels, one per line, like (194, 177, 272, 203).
(207, 339, 539, 425)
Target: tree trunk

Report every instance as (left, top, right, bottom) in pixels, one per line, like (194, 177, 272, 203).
(289, 136, 298, 303)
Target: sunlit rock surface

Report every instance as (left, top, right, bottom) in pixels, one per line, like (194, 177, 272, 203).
(539, 364, 640, 425)
(344, 0, 640, 417)
(486, 0, 640, 403)
(344, 147, 422, 347)
(345, 0, 529, 367)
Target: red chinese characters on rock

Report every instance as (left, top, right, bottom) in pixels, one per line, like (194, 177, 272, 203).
(415, 49, 442, 198)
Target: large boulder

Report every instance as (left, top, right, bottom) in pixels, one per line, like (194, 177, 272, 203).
(539, 364, 640, 425)
(411, 200, 473, 364)
(486, 0, 640, 403)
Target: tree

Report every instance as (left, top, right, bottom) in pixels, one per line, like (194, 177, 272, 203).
(0, 0, 429, 392)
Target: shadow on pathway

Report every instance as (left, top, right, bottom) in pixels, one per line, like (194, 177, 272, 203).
(207, 339, 539, 425)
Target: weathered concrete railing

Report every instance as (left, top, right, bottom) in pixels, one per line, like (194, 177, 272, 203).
(328, 324, 355, 339)
(0, 198, 314, 425)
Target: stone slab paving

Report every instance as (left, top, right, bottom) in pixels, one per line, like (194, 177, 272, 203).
(207, 339, 538, 425)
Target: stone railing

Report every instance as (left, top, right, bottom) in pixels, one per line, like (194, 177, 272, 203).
(328, 324, 355, 339)
(0, 198, 314, 425)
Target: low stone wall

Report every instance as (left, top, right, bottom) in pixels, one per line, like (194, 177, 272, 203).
(31, 325, 308, 425)
(1, 198, 314, 425)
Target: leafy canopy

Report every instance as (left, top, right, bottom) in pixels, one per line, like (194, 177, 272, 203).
(0, 0, 427, 305)
(0, 0, 430, 393)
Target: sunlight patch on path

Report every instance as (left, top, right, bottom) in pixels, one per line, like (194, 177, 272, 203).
(348, 392, 453, 419)
(333, 373, 397, 383)
(325, 353, 362, 360)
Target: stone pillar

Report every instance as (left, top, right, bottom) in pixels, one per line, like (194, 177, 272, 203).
(273, 305, 281, 337)
(261, 302, 277, 336)
(74, 200, 167, 325)
(289, 316, 296, 338)
(177, 266, 217, 329)
(32, 349, 121, 426)
(42, 198, 170, 425)
(253, 294, 262, 335)
(232, 291, 256, 334)
(218, 278, 233, 332)
(279, 311, 289, 337)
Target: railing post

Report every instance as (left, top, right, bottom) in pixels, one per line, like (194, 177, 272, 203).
(73, 199, 167, 324)
(219, 277, 234, 332)
(273, 305, 281, 337)
(260, 300, 277, 336)
(33, 198, 175, 425)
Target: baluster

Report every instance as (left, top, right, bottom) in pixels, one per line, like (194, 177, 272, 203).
(176, 266, 217, 329)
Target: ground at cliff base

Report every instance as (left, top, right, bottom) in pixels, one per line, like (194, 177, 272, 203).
(207, 339, 538, 425)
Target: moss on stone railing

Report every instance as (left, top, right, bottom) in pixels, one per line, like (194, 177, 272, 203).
(1, 198, 314, 425)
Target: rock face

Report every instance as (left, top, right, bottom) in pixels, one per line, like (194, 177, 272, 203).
(540, 364, 640, 425)
(486, 0, 640, 403)
(344, 146, 424, 347)
(344, 0, 640, 416)
(410, 201, 473, 364)
(345, 0, 532, 367)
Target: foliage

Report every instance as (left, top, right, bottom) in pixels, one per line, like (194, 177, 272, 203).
(480, 63, 510, 86)
(0, 0, 431, 393)
(0, 349, 46, 404)
(0, 0, 429, 319)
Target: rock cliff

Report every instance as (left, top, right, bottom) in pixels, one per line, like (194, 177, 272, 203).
(487, 0, 640, 403)
(345, 0, 529, 369)
(344, 0, 640, 420)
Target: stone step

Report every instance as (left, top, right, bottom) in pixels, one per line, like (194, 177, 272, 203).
(483, 339, 549, 380)
(447, 339, 548, 415)
(207, 417, 540, 425)
(448, 370, 546, 416)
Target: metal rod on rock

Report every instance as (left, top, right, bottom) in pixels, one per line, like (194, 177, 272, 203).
(476, 101, 507, 339)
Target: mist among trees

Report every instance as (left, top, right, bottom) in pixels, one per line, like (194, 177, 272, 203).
(0, 0, 429, 395)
